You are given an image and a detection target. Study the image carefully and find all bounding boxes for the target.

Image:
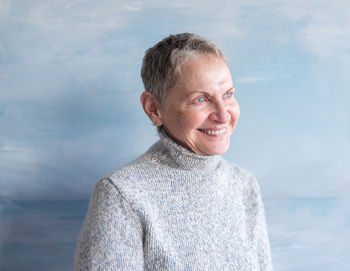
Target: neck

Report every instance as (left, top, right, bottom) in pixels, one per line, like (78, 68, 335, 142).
(151, 128, 221, 171)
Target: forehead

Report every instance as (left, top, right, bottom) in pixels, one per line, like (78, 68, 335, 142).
(175, 55, 233, 95)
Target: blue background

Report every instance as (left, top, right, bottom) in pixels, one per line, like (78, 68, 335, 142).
(1, 0, 349, 270)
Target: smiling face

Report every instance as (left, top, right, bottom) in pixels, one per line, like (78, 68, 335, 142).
(158, 55, 240, 155)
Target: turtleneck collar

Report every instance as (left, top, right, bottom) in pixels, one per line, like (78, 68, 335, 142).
(148, 127, 222, 171)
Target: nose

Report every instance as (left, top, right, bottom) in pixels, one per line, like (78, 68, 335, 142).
(209, 100, 230, 123)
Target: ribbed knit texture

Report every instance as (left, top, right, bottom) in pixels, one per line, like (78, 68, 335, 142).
(75, 130, 273, 270)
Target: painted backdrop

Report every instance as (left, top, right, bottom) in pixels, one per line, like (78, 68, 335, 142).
(1, 0, 349, 270)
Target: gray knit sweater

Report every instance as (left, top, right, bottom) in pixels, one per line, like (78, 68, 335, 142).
(75, 130, 273, 270)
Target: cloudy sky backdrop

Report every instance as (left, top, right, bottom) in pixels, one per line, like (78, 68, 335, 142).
(1, 0, 349, 199)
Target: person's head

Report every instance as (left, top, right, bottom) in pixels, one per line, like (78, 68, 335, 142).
(140, 33, 240, 156)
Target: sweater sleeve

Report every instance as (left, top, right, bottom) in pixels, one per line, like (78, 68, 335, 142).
(74, 178, 144, 271)
(242, 172, 273, 271)
(251, 176, 273, 271)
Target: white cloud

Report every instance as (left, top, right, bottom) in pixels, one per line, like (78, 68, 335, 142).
(237, 76, 271, 83)
(0, 0, 10, 21)
(276, 0, 350, 58)
(299, 23, 348, 58)
(123, 2, 143, 12)
(25, 1, 125, 32)
(237, 71, 291, 83)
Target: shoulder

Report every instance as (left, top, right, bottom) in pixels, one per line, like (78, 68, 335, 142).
(221, 160, 265, 219)
(98, 149, 157, 209)
(104, 139, 162, 181)
(221, 159, 261, 194)
(105, 150, 154, 183)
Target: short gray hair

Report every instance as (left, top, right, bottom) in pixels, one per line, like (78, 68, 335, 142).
(141, 33, 226, 105)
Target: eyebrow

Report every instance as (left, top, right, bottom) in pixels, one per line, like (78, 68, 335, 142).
(186, 86, 235, 98)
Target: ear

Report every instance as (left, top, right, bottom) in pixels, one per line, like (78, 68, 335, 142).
(140, 91, 164, 127)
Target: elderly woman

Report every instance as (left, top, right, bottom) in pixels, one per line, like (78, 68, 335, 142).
(75, 33, 273, 270)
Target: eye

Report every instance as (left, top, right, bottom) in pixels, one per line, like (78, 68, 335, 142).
(224, 92, 233, 99)
(196, 96, 206, 103)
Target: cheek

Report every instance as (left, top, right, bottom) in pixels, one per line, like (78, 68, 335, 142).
(235, 104, 241, 119)
(170, 109, 193, 133)
(187, 109, 207, 125)
(179, 110, 205, 133)
(229, 102, 240, 120)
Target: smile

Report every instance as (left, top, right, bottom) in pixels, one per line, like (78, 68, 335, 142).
(199, 127, 226, 135)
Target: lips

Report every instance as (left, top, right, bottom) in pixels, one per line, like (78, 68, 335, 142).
(199, 127, 226, 135)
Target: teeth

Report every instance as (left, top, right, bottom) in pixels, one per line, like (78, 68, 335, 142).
(203, 128, 226, 135)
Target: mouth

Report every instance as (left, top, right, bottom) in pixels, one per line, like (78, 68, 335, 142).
(198, 127, 227, 135)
